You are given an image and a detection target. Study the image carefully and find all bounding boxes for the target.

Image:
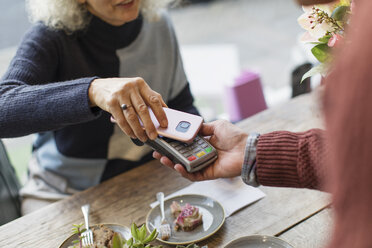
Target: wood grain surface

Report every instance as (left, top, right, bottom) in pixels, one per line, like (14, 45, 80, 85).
(0, 91, 332, 248)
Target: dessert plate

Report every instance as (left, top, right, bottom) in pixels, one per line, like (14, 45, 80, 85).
(224, 235, 294, 248)
(59, 223, 131, 248)
(146, 194, 225, 245)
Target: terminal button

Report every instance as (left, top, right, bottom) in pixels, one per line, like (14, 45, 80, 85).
(205, 147, 212, 153)
(188, 156, 197, 161)
(196, 151, 206, 158)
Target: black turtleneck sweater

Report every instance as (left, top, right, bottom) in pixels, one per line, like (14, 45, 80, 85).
(0, 13, 198, 192)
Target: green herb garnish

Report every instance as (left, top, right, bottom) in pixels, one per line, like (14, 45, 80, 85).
(70, 223, 86, 248)
(70, 223, 205, 248)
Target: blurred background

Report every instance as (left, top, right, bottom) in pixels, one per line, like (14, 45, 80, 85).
(0, 0, 314, 183)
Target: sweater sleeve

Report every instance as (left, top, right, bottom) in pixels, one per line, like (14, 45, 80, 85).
(0, 25, 100, 138)
(256, 129, 326, 189)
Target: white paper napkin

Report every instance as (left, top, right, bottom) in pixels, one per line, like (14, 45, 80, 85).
(150, 177, 265, 217)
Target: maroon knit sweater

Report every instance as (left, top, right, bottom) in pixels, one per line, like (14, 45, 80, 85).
(256, 0, 372, 247)
(256, 129, 326, 189)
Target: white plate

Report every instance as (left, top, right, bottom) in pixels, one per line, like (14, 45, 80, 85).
(146, 194, 225, 245)
(59, 223, 131, 248)
(224, 235, 294, 248)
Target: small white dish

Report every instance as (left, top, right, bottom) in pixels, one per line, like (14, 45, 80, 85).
(146, 194, 225, 245)
(224, 235, 294, 248)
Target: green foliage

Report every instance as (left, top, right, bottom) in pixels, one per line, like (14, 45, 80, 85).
(121, 223, 160, 248)
(306, 34, 333, 65)
(112, 233, 124, 248)
(70, 223, 160, 248)
(318, 35, 332, 44)
(331, 5, 350, 22)
(70, 223, 205, 248)
(137, 224, 147, 241)
(308, 35, 331, 46)
(311, 44, 331, 63)
(299, 1, 351, 83)
(70, 223, 85, 248)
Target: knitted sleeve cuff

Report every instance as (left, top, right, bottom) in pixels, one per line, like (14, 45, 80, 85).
(256, 131, 301, 187)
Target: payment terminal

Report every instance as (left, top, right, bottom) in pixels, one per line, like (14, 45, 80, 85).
(146, 135, 218, 173)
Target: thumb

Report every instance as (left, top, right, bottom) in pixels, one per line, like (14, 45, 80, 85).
(199, 122, 216, 137)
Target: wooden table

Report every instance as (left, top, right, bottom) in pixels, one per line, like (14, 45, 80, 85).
(0, 91, 332, 248)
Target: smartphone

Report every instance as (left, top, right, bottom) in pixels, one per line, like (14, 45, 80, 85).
(146, 135, 218, 173)
(146, 108, 203, 144)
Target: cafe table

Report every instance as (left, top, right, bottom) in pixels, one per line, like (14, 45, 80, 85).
(0, 90, 332, 248)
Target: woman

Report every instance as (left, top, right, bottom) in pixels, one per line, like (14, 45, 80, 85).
(0, 0, 199, 214)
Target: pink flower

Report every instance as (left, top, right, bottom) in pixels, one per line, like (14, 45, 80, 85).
(328, 33, 343, 47)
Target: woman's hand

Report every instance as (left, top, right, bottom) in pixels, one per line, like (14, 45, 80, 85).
(89, 77, 168, 142)
(153, 120, 248, 181)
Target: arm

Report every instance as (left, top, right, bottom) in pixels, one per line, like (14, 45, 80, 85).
(155, 120, 326, 190)
(256, 129, 326, 189)
(0, 25, 98, 138)
(0, 25, 168, 141)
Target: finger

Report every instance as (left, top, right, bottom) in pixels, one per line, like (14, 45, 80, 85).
(152, 151, 174, 166)
(160, 156, 175, 168)
(200, 122, 216, 136)
(122, 102, 148, 142)
(153, 152, 177, 169)
(110, 105, 136, 138)
(152, 151, 162, 160)
(130, 91, 158, 140)
(141, 88, 168, 128)
(174, 164, 199, 181)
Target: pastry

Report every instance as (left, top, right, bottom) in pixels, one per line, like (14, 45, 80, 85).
(171, 201, 203, 232)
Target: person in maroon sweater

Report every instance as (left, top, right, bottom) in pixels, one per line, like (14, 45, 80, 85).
(154, 0, 372, 247)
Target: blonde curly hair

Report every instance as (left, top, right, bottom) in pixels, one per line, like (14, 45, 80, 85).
(26, 0, 177, 33)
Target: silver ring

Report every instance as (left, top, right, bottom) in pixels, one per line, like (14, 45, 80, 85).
(121, 104, 131, 110)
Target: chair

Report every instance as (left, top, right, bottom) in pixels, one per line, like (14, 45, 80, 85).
(291, 62, 312, 98)
(0, 140, 21, 225)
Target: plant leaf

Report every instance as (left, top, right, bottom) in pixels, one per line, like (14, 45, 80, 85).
(138, 224, 147, 241)
(301, 64, 328, 82)
(331, 5, 350, 22)
(318, 35, 332, 44)
(112, 233, 124, 248)
(131, 223, 139, 241)
(311, 44, 331, 63)
(126, 237, 133, 246)
(135, 225, 144, 242)
(143, 228, 158, 244)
